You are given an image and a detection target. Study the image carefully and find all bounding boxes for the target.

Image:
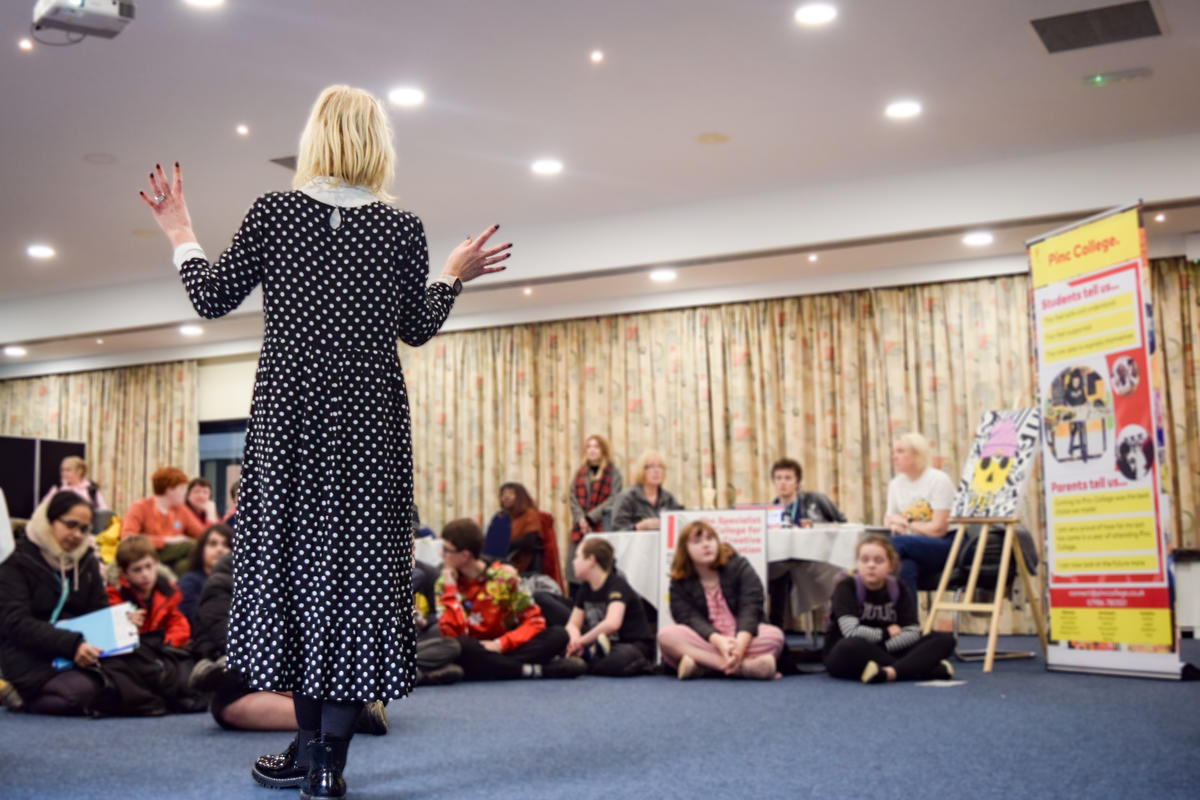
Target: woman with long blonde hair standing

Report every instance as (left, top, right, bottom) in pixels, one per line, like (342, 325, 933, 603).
(141, 85, 510, 800)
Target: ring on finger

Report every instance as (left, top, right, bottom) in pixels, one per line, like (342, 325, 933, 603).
(154, 193, 166, 204)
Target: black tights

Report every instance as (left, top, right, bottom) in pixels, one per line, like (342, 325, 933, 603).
(823, 633, 956, 682)
(292, 693, 363, 740)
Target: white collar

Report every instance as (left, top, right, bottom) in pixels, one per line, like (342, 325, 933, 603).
(298, 177, 379, 208)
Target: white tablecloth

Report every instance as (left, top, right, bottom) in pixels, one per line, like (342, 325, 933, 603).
(589, 523, 867, 609)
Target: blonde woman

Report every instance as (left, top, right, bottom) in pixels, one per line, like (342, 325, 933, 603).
(140, 84, 510, 799)
(611, 450, 683, 531)
(882, 432, 956, 599)
(42, 456, 107, 511)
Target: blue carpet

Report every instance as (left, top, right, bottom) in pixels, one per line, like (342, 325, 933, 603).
(2, 636, 1198, 799)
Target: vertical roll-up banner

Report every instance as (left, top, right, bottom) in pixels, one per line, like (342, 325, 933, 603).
(1028, 204, 1182, 678)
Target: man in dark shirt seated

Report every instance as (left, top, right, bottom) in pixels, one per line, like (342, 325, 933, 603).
(767, 458, 846, 629)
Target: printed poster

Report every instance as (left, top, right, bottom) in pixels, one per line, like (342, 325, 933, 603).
(1028, 204, 1181, 678)
(951, 408, 1041, 519)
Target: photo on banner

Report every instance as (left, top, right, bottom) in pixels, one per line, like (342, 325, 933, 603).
(951, 408, 1041, 519)
(1028, 203, 1181, 679)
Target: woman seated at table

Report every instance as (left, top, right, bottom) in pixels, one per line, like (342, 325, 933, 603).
(611, 450, 683, 531)
(657, 521, 783, 680)
(41, 455, 108, 511)
(0, 493, 107, 715)
(568, 434, 624, 545)
(882, 432, 956, 599)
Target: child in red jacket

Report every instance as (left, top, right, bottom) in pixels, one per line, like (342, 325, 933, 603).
(107, 535, 191, 648)
(435, 518, 582, 680)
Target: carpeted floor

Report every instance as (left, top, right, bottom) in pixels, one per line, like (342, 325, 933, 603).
(2, 636, 1198, 799)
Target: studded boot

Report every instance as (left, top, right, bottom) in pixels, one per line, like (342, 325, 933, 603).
(252, 729, 316, 790)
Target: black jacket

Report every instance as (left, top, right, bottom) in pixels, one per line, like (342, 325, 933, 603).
(189, 552, 233, 661)
(0, 538, 108, 697)
(668, 553, 765, 640)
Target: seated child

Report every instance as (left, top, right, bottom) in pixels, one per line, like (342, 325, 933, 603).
(565, 537, 653, 676)
(177, 523, 233, 624)
(436, 518, 582, 681)
(823, 533, 956, 684)
(657, 520, 784, 680)
(107, 534, 191, 648)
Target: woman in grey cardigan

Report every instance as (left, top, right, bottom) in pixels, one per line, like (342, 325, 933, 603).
(611, 450, 683, 531)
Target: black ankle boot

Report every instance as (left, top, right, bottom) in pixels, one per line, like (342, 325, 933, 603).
(299, 734, 349, 800)
(252, 729, 316, 789)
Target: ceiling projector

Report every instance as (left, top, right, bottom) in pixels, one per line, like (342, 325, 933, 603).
(33, 0, 134, 40)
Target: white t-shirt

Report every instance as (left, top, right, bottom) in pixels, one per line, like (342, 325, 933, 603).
(886, 468, 955, 522)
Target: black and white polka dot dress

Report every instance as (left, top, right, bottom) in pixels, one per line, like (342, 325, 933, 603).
(179, 190, 455, 702)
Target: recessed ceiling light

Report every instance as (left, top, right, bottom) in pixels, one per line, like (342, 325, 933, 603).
(1154, 213, 1165, 223)
(523, 287, 533, 296)
(4, 345, 27, 358)
(184, 0, 225, 7)
(590, 49, 604, 63)
(885, 99, 922, 119)
(794, 3, 837, 26)
(95, 338, 104, 344)
(27, 244, 55, 259)
(807, 253, 819, 262)
(963, 231, 994, 247)
(649, 268, 677, 283)
(18, 38, 33, 51)
(179, 324, 203, 337)
(531, 158, 563, 176)
(388, 87, 425, 108)
(236, 124, 249, 136)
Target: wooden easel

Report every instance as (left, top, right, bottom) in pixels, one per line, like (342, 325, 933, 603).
(921, 517, 1048, 673)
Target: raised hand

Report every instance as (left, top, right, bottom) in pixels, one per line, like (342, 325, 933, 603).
(442, 224, 511, 283)
(138, 162, 197, 249)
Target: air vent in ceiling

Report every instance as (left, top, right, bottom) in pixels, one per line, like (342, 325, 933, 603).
(1031, 1, 1162, 53)
(270, 155, 297, 171)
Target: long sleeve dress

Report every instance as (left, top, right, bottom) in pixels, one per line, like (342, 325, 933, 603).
(176, 182, 454, 702)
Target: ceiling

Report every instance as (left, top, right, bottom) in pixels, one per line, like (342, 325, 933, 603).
(2, 0, 1199, 370)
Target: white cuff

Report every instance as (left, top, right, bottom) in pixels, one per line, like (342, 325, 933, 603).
(431, 273, 457, 288)
(173, 242, 207, 270)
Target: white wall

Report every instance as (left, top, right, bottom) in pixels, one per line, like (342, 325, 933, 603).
(197, 355, 257, 422)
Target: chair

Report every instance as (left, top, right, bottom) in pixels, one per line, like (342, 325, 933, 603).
(922, 520, 1048, 672)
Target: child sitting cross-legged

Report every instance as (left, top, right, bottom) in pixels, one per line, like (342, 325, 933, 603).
(107, 534, 190, 648)
(657, 520, 784, 680)
(436, 518, 583, 681)
(823, 533, 956, 684)
(564, 537, 654, 676)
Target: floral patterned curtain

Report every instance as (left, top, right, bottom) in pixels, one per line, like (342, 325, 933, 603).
(0, 361, 198, 515)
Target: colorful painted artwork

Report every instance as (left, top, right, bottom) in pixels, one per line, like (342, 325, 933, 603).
(951, 408, 1041, 519)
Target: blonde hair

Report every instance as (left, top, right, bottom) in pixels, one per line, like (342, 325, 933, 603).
(60, 455, 88, 479)
(895, 432, 931, 472)
(293, 85, 396, 201)
(632, 450, 667, 487)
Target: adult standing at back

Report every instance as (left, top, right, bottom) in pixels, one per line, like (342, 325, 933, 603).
(140, 84, 510, 800)
(882, 432, 956, 599)
(568, 434, 624, 540)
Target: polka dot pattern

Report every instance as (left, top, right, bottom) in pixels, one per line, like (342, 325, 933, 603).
(179, 191, 456, 702)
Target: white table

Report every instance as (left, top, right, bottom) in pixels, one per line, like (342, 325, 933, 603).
(588, 523, 867, 610)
